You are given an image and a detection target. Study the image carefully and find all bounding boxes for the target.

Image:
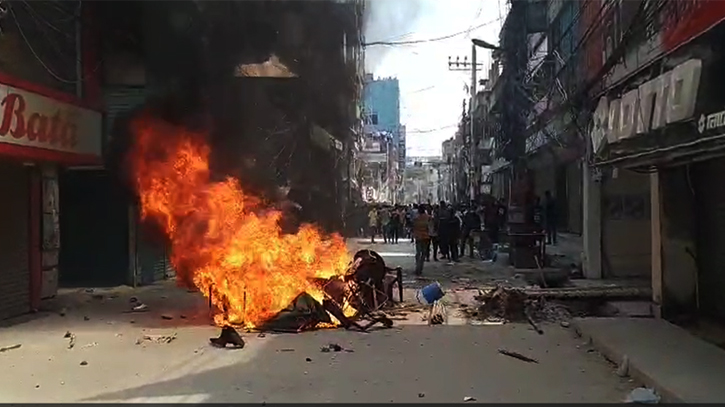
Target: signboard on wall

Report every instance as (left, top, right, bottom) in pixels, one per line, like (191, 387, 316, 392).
(604, 0, 725, 87)
(0, 83, 102, 159)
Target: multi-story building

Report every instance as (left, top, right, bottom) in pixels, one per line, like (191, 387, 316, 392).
(362, 74, 403, 199)
(404, 156, 443, 204)
(487, 0, 725, 323)
(362, 74, 403, 165)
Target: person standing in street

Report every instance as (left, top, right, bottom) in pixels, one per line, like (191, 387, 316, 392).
(437, 201, 451, 260)
(412, 205, 431, 276)
(428, 208, 439, 261)
(461, 205, 482, 258)
(389, 206, 401, 244)
(447, 205, 461, 264)
(380, 206, 391, 244)
(368, 206, 378, 243)
(544, 190, 557, 245)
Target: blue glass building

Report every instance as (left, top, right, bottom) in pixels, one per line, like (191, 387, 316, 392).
(362, 74, 404, 167)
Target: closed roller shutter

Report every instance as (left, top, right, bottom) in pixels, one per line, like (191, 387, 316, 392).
(0, 162, 30, 319)
(104, 87, 174, 285)
(694, 157, 725, 320)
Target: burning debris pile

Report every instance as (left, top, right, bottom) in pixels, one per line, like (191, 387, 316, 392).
(127, 116, 402, 341)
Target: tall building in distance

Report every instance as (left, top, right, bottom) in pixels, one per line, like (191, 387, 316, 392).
(360, 73, 405, 202)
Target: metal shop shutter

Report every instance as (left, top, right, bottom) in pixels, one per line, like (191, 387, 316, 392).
(694, 157, 725, 320)
(0, 162, 30, 319)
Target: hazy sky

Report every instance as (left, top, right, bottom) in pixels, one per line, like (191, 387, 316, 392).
(366, 0, 507, 157)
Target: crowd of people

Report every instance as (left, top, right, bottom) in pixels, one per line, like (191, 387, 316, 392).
(365, 200, 508, 275)
(362, 192, 559, 276)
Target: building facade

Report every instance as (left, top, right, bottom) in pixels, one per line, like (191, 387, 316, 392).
(585, 1, 725, 322)
(362, 74, 404, 167)
(0, 1, 103, 318)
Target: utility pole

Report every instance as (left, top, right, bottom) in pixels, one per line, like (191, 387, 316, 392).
(448, 52, 483, 202)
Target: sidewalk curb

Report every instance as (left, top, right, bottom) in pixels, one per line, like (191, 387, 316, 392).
(571, 318, 683, 404)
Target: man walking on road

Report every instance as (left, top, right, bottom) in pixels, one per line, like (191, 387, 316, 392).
(412, 205, 430, 276)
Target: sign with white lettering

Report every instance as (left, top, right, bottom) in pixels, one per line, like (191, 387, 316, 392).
(0, 84, 102, 158)
(590, 59, 702, 155)
(698, 109, 725, 134)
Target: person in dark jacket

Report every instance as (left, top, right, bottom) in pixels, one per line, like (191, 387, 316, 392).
(447, 205, 461, 263)
(436, 201, 451, 260)
(389, 207, 401, 244)
(460, 206, 481, 258)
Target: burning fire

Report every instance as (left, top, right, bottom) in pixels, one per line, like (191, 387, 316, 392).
(128, 115, 352, 327)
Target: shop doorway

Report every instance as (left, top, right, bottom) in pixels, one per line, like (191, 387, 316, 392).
(58, 169, 131, 287)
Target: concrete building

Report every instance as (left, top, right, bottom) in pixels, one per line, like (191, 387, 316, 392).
(404, 156, 443, 204)
(362, 75, 404, 168)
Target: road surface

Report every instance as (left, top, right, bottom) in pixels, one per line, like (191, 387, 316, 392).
(0, 240, 635, 403)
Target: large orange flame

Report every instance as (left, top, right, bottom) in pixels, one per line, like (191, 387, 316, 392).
(128, 116, 351, 327)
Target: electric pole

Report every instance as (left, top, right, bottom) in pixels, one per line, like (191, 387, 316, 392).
(448, 52, 484, 202)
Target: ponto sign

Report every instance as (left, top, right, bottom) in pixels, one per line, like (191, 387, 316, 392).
(590, 59, 702, 155)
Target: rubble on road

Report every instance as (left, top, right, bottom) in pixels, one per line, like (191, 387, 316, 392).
(0, 343, 21, 353)
(64, 331, 76, 349)
(136, 333, 178, 345)
(465, 284, 577, 325)
(498, 348, 539, 364)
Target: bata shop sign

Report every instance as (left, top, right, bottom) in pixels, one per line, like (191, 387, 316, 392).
(590, 58, 703, 155)
(0, 84, 102, 160)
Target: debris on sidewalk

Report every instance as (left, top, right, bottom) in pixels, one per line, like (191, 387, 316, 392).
(131, 303, 149, 312)
(463, 396, 477, 402)
(80, 360, 88, 366)
(467, 285, 572, 325)
(625, 387, 660, 404)
(0, 343, 21, 353)
(320, 343, 343, 352)
(136, 333, 177, 345)
(498, 348, 539, 364)
(209, 326, 245, 349)
(64, 331, 76, 349)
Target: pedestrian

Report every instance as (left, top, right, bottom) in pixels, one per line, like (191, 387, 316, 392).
(448, 206, 462, 264)
(437, 201, 451, 260)
(368, 206, 378, 243)
(428, 207, 439, 261)
(380, 206, 391, 244)
(390, 206, 401, 244)
(461, 205, 481, 258)
(412, 205, 431, 276)
(544, 190, 557, 245)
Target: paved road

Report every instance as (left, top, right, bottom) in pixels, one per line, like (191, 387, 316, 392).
(0, 241, 635, 403)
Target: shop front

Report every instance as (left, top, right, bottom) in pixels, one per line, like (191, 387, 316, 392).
(0, 82, 101, 319)
(590, 21, 725, 320)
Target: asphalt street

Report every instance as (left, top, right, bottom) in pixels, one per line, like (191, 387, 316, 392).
(0, 240, 635, 403)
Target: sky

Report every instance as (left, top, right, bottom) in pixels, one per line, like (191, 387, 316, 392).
(364, 0, 508, 157)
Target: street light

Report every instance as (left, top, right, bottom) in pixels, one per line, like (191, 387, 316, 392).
(471, 38, 503, 51)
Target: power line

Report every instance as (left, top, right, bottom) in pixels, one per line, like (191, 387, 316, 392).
(407, 124, 458, 134)
(363, 17, 503, 47)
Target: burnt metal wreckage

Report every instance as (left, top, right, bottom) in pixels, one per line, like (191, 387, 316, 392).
(209, 250, 404, 347)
